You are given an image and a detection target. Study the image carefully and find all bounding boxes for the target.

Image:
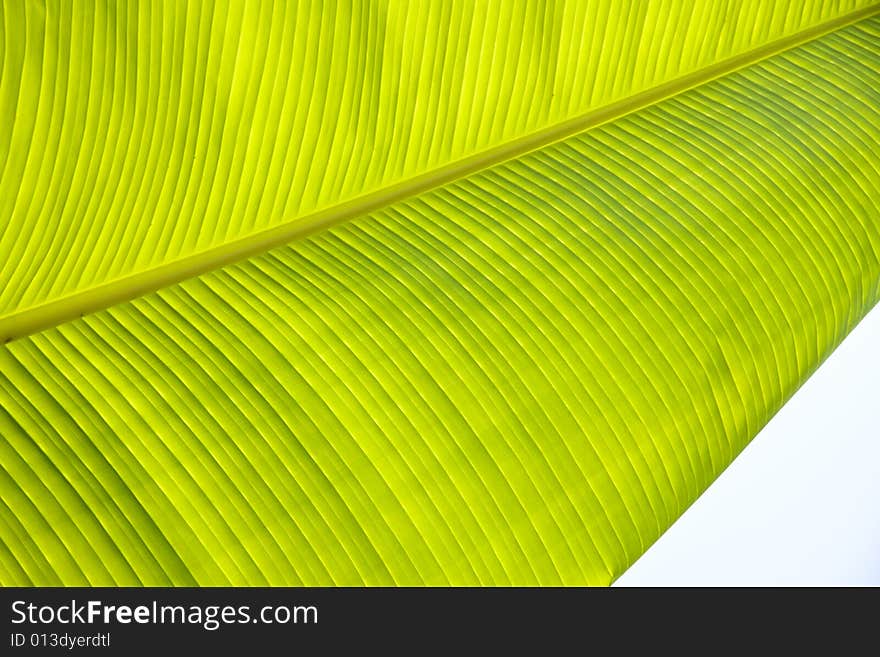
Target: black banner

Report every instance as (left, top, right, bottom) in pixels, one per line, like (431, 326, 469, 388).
(0, 587, 630, 653)
(0, 586, 860, 653)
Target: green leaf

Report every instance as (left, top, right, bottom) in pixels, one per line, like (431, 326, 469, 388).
(1, 0, 875, 330)
(0, 2, 879, 585)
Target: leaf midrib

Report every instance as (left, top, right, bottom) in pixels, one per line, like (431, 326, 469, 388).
(2, 3, 878, 344)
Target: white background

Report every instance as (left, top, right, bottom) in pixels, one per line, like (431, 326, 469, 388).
(617, 303, 880, 586)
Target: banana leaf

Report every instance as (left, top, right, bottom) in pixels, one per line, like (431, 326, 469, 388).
(0, 1, 878, 585)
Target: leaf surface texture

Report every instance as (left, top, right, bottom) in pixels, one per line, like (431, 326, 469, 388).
(0, 3, 879, 585)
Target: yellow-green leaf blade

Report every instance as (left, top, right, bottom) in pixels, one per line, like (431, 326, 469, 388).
(1, 16, 877, 585)
(0, 0, 875, 324)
